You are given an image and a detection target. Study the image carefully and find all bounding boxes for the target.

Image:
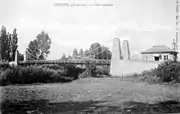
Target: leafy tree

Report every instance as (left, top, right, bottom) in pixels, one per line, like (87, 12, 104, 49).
(67, 54, 72, 59)
(101, 46, 111, 60)
(0, 26, 8, 61)
(89, 42, 102, 59)
(61, 53, 66, 60)
(0, 26, 18, 62)
(88, 42, 111, 60)
(72, 48, 78, 57)
(18, 52, 24, 61)
(27, 31, 51, 60)
(10, 28, 18, 61)
(79, 48, 84, 56)
(84, 49, 89, 57)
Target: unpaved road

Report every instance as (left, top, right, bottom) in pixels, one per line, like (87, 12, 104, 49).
(1, 77, 180, 114)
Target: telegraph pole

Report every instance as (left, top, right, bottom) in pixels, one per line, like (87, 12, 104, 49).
(176, 0, 180, 60)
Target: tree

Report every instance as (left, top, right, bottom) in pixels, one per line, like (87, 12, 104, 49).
(101, 46, 112, 60)
(67, 54, 72, 59)
(89, 42, 101, 59)
(84, 49, 89, 57)
(18, 52, 24, 61)
(27, 31, 51, 60)
(10, 28, 18, 61)
(0, 26, 18, 62)
(61, 53, 66, 60)
(0, 26, 8, 61)
(79, 48, 84, 56)
(72, 48, 78, 57)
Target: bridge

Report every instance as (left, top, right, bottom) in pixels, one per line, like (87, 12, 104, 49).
(18, 59, 111, 65)
(16, 38, 113, 66)
(7, 37, 159, 76)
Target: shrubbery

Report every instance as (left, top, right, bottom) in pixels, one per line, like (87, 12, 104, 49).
(0, 61, 110, 86)
(0, 64, 85, 86)
(140, 60, 180, 84)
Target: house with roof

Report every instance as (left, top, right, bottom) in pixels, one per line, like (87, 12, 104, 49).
(141, 45, 178, 62)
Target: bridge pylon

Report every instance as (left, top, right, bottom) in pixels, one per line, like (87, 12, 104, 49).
(110, 37, 123, 76)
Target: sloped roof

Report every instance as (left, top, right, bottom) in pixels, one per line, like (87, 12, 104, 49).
(141, 45, 177, 54)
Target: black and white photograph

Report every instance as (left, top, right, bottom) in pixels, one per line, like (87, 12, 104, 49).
(0, 0, 180, 113)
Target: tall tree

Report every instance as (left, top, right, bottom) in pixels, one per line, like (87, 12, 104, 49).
(18, 52, 24, 61)
(79, 48, 84, 56)
(0, 26, 7, 61)
(67, 54, 72, 59)
(89, 42, 102, 59)
(27, 31, 51, 60)
(84, 49, 89, 57)
(61, 53, 66, 60)
(0, 26, 19, 62)
(101, 46, 111, 60)
(10, 28, 18, 61)
(72, 48, 78, 57)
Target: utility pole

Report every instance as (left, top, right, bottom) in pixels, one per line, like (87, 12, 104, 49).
(176, 0, 180, 60)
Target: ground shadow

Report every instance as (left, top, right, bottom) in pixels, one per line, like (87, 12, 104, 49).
(1, 99, 180, 114)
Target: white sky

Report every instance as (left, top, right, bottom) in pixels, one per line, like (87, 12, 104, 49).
(0, 0, 177, 60)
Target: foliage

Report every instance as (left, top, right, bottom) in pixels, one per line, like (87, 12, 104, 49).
(72, 48, 78, 57)
(18, 52, 24, 61)
(79, 48, 84, 56)
(0, 64, 88, 86)
(67, 55, 72, 59)
(156, 60, 180, 83)
(89, 42, 111, 60)
(89, 42, 101, 59)
(0, 65, 74, 86)
(96, 66, 110, 76)
(64, 64, 85, 79)
(27, 31, 51, 60)
(0, 26, 18, 62)
(61, 53, 66, 60)
(84, 49, 89, 57)
(140, 60, 180, 84)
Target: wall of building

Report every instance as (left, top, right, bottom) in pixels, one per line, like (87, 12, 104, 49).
(142, 53, 174, 62)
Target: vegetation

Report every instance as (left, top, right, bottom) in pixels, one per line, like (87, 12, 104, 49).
(0, 61, 110, 86)
(72, 48, 78, 57)
(0, 26, 19, 62)
(140, 60, 180, 84)
(26, 31, 51, 60)
(0, 64, 86, 86)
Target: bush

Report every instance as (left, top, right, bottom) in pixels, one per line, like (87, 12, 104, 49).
(156, 60, 180, 83)
(64, 64, 85, 79)
(95, 66, 110, 76)
(0, 65, 73, 86)
(140, 60, 180, 84)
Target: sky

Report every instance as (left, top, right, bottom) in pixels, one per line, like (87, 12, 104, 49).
(0, 0, 177, 60)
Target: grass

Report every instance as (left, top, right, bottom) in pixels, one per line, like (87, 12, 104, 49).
(1, 77, 180, 114)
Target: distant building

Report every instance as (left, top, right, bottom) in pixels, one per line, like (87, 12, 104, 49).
(141, 45, 178, 62)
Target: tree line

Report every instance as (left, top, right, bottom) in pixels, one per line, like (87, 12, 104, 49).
(0, 25, 111, 62)
(61, 42, 112, 60)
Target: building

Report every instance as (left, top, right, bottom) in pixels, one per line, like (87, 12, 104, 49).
(141, 45, 178, 62)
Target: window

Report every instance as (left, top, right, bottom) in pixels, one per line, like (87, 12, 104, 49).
(154, 57, 159, 61)
(164, 55, 168, 61)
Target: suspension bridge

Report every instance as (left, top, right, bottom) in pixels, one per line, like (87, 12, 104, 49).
(6, 37, 159, 76)
(18, 39, 114, 65)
